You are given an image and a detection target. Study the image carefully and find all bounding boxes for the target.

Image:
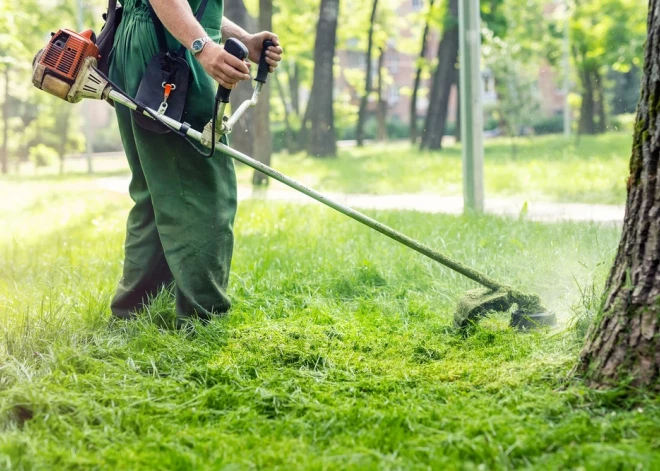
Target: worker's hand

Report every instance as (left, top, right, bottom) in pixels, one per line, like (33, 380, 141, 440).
(197, 41, 251, 89)
(245, 32, 283, 72)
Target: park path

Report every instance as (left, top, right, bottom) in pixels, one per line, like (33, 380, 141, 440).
(96, 176, 625, 224)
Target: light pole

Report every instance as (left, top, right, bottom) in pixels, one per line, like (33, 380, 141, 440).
(458, 0, 484, 213)
(76, 0, 94, 174)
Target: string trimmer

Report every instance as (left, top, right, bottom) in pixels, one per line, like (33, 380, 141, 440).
(32, 28, 555, 330)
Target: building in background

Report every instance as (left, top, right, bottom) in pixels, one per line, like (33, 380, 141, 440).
(335, 0, 566, 135)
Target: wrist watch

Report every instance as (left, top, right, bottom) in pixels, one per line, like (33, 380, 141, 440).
(190, 36, 213, 56)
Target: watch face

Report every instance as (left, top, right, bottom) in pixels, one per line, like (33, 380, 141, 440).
(192, 39, 204, 52)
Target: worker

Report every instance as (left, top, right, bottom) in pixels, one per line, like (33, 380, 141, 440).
(109, 0, 282, 326)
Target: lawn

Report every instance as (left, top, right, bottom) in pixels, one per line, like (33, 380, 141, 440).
(2, 175, 659, 470)
(235, 132, 631, 204)
(15, 131, 632, 205)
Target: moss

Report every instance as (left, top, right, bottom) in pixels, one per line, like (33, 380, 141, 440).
(649, 94, 657, 123)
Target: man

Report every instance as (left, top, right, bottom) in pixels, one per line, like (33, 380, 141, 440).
(109, 0, 282, 325)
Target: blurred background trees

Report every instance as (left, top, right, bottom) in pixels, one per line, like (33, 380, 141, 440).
(0, 0, 648, 173)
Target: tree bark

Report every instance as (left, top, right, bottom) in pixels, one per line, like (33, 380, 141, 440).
(252, 0, 273, 186)
(288, 62, 300, 116)
(57, 107, 72, 175)
(356, 0, 379, 147)
(410, 0, 435, 144)
(594, 68, 607, 134)
(1, 68, 9, 175)
(575, 0, 660, 390)
(376, 47, 387, 141)
(420, 0, 458, 151)
(454, 73, 461, 143)
(274, 73, 295, 153)
(578, 69, 596, 135)
(224, 0, 256, 158)
(306, 0, 339, 158)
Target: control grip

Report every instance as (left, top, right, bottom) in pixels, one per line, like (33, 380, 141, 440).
(216, 38, 249, 103)
(255, 39, 274, 84)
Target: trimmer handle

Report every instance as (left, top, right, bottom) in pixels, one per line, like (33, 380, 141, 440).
(216, 38, 249, 103)
(255, 39, 274, 84)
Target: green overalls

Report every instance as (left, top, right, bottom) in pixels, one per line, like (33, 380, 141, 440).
(109, 0, 237, 323)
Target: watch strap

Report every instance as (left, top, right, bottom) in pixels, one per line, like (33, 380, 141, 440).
(192, 36, 213, 56)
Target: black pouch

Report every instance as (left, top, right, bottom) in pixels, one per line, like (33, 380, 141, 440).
(132, 52, 190, 133)
(132, 0, 209, 134)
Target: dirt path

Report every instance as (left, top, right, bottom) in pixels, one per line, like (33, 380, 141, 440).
(97, 176, 624, 224)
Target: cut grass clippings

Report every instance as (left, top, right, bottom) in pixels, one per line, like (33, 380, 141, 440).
(2, 177, 659, 470)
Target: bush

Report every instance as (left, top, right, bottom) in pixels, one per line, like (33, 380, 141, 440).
(29, 144, 58, 167)
(531, 115, 565, 135)
(609, 113, 636, 133)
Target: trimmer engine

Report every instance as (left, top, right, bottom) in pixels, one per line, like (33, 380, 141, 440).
(32, 29, 110, 103)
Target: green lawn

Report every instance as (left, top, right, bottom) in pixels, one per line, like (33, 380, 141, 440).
(2, 176, 659, 470)
(237, 132, 631, 204)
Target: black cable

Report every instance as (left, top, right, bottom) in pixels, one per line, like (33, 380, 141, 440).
(95, 68, 219, 158)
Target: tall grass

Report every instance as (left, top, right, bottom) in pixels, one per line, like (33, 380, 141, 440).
(2, 178, 659, 470)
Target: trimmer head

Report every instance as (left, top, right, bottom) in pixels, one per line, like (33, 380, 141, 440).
(453, 287, 555, 330)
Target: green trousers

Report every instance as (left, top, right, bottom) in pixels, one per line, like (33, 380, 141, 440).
(109, 0, 236, 322)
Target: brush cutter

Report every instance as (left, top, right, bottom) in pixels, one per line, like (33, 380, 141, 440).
(32, 28, 556, 330)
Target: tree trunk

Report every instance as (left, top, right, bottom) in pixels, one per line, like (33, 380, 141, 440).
(1, 68, 9, 175)
(225, 0, 256, 158)
(306, 0, 339, 158)
(574, 0, 660, 390)
(578, 69, 596, 135)
(420, 0, 459, 151)
(57, 106, 72, 175)
(356, 0, 379, 147)
(410, 0, 435, 144)
(454, 75, 461, 143)
(274, 73, 294, 153)
(594, 68, 606, 134)
(288, 62, 300, 117)
(252, 0, 273, 186)
(376, 47, 387, 141)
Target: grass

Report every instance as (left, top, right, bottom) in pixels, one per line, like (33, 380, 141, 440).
(235, 132, 631, 204)
(12, 132, 632, 205)
(2, 175, 659, 470)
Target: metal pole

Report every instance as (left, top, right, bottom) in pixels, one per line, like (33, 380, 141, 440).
(458, 0, 484, 213)
(107, 88, 506, 291)
(563, 0, 571, 137)
(76, 0, 94, 173)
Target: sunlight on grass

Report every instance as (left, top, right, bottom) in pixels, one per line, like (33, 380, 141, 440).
(236, 132, 631, 204)
(2, 177, 658, 470)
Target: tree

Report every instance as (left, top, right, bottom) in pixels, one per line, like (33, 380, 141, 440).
(252, 0, 273, 186)
(375, 46, 387, 141)
(224, 0, 256, 158)
(569, 0, 646, 135)
(410, 0, 436, 144)
(574, 1, 659, 389)
(303, 0, 340, 157)
(419, 0, 458, 151)
(355, 0, 379, 147)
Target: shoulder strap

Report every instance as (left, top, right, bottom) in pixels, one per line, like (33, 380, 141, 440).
(147, 0, 212, 55)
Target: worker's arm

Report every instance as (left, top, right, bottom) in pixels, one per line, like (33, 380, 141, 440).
(221, 18, 283, 72)
(149, 0, 250, 88)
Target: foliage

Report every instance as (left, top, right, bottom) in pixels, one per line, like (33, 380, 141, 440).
(566, 0, 646, 133)
(0, 0, 97, 172)
(28, 144, 58, 168)
(4, 176, 658, 470)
